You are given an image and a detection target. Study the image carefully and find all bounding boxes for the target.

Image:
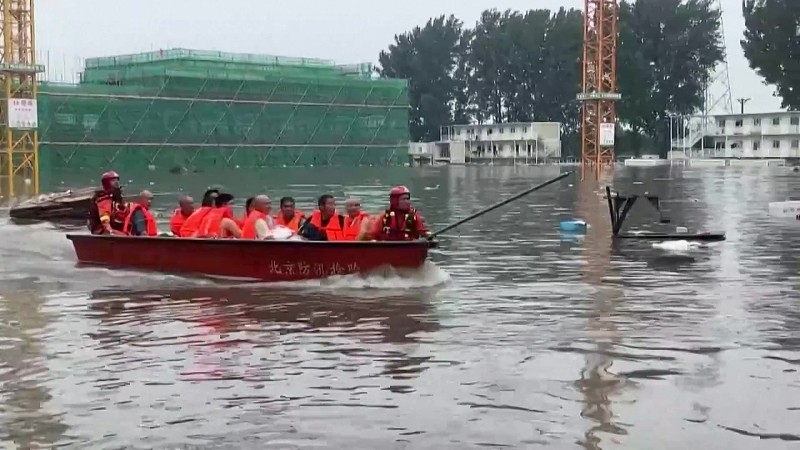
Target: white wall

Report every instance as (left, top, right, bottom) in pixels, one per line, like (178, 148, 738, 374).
(715, 115, 800, 137)
(712, 136, 800, 158)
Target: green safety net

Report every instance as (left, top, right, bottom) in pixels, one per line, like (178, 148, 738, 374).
(38, 50, 409, 170)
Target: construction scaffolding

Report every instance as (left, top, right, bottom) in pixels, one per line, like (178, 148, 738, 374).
(38, 49, 409, 176)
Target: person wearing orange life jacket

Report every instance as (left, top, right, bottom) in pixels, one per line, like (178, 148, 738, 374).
(237, 197, 255, 229)
(241, 195, 279, 239)
(342, 197, 370, 241)
(179, 189, 219, 238)
(88, 170, 128, 235)
(195, 193, 242, 239)
(123, 190, 158, 236)
(303, 194, 345, 241)
(274, 196, 305, 231)
(169, 195, 195, 236)
(367, 185, 430, 241)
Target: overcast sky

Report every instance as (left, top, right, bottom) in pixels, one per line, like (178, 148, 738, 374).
(37, 0, 781, 114)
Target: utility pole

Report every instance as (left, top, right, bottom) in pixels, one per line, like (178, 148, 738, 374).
(737, 98, 751, 115)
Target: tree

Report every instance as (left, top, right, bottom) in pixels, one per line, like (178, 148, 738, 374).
(468, 10, 512, 123)
(465, 8, 582, 127)
(741, 0, 800, 110)
(378, 16, 465, 142)
(617, 0, 725, 153)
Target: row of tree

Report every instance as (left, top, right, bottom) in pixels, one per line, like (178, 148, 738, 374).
(378, 0, 726, 157)
(741, 0, 800, 111)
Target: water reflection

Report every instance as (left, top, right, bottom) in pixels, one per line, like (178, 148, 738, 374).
(88, 286, 442, 383)
(575, 173, 627, 449)
(0, 285, 68, 447)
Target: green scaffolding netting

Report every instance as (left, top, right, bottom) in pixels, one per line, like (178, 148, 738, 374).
(39, 49, 410, 171)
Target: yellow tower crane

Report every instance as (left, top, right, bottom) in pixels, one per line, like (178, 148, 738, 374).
(0, 0, 42, 201)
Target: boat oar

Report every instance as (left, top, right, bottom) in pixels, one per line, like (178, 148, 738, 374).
(427, 171, 574, 240)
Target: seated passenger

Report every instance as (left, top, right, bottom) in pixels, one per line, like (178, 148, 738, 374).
(300, 194, 345, 241)
(238, 196, 255, 229)
(342, 197, 369, 241)
(241, 195, 278, 240)
(123, 190, 158, 236)
(275, 196, 305, 231)
(169, 195, 195, 236)
(179, 189, 219, 238)
(366, 186, 430, 241)
(195, 193, 241, 239)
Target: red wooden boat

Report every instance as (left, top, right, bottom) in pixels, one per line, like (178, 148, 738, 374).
(66, 234, 437, 282)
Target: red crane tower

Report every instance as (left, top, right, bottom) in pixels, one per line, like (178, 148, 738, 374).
(578, 0, 620, 178)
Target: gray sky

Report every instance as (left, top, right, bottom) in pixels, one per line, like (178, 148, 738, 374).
(37, 0, 780, 114)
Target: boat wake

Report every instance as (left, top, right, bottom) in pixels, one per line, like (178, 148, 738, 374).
(206, 260, 451, 292)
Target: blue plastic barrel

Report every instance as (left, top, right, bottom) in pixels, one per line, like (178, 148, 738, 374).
(559, 219, 588, 233)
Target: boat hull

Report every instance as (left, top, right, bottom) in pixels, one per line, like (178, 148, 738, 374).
(67, 234, 436, 282)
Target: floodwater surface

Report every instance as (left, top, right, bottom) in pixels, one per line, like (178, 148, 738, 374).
(1, 165, 800, 449)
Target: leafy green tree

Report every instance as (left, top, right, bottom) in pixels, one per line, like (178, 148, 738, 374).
(617, 0, 724, 153)
(378, 15, 464, 142)
(741, 0, 800, 109)
(465, 9, 582, 126)
(468, 10, 512, 123)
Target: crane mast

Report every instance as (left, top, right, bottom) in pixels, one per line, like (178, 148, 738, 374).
(0, 0, 42, 199)
(579, 0, 619, 178)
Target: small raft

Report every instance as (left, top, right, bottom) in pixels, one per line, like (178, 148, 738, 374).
(10, 188, 94, 221)
(66, 234, 436, 282)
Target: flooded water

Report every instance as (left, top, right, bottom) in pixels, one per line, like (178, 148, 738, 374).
(1, 164, 800, 449)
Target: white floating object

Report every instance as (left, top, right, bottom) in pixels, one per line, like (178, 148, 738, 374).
(768, 201, 800, 218)
(676, 226, 688, 233)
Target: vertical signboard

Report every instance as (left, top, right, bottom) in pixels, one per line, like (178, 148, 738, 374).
(8, 99, 38, 129)
(599, 122, 615, 146)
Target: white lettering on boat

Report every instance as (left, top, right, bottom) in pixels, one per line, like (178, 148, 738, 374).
(329, 262, 344, 275)
(265, 260, 360, 277)
(269, 260, 282, 274)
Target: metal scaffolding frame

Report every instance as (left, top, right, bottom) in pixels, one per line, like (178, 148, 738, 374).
(579, 0, 620, 177)
(38, 69, 409, 170)
(0, 0, 44, 199)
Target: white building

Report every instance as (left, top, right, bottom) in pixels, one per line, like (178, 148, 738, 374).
(409, 122, 562, 165)
(670, 111, 800, 159)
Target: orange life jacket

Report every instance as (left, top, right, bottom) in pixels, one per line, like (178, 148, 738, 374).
(122, 203, 158, 236)
(196, 207, 229, 238)
(309, 210, 345, 241)
(275, 211, 304, 231)
(180, 206, 212, 238)
(343, 212, 369, 241)
(169, 208, 192, 236)
(241, 210, 268, 239)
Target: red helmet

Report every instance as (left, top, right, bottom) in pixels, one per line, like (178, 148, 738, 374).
(101, 171, 120, 191)
(390, 185, 411, 198)
(101, 171, 119, 183)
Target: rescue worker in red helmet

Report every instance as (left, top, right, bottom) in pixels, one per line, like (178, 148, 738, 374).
(364, 185, 430, 241)
(88, 170, 128, 235)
